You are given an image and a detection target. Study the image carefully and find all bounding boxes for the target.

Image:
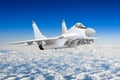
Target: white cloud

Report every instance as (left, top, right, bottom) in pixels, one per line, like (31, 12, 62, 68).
(0, 44, 120, 79)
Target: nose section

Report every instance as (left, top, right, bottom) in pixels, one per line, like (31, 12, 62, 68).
(85, 28, 96, 37)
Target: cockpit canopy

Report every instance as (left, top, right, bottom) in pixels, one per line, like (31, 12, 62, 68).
(75, 23, 86, 29)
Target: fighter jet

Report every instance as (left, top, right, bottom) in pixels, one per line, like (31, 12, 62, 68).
(12, 20, 98, 50)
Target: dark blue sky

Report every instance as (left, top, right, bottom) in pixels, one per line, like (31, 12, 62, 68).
(0, 0, 120, 45)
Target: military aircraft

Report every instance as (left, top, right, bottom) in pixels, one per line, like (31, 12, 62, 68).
(12, 20, 98, 50)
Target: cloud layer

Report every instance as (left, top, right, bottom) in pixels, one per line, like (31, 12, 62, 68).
(0, 44, 120, 80)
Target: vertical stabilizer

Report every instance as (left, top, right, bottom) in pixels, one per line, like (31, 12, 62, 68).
(62, 19, 67, 34)
(32, 20, 46, 39)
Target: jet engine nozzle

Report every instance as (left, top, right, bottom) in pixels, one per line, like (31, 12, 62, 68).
(85, 28, 96, 37)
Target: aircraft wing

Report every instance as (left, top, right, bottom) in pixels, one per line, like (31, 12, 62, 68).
(11, 34, 99, 45)
(11, 36, 64, 45)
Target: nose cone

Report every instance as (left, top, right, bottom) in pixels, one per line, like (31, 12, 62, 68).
(85, 28, 96, 37)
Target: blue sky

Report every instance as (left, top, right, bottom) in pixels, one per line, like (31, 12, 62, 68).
(0, 0, 120, 45)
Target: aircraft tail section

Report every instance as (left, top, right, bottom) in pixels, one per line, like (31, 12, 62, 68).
(32, 20, 46, 39)
(62, 19, 67, 34)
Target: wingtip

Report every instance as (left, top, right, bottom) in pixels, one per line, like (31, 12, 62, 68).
(10, 42, 17, 45)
